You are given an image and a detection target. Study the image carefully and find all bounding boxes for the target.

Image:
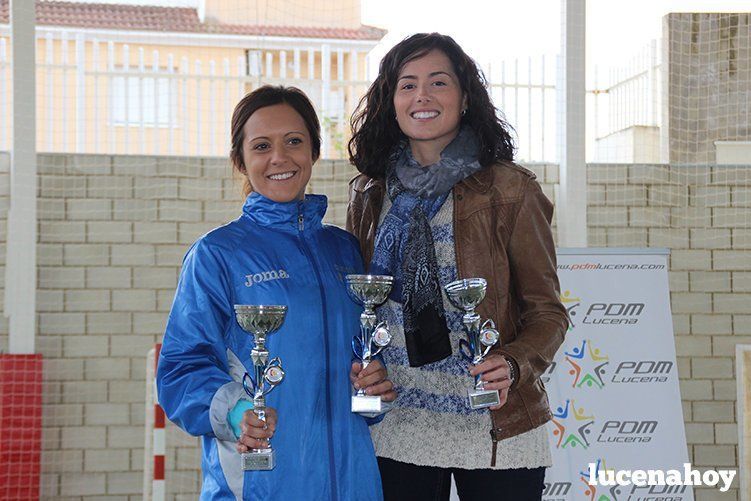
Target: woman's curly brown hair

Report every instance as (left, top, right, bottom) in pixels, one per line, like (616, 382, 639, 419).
(348, 33, 515, 179)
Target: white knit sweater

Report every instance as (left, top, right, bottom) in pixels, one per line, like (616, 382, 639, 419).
(370, 194, 552, 470)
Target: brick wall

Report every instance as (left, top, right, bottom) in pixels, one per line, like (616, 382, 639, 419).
(584, 162, 749, 501)
(0, 153, 747, 499)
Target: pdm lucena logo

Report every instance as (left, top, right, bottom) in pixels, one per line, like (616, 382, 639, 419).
(596, 417, 658, 445)
(560, 289, 646, 327)
(550, 399, 595, 450)
(611, 359, 674, 384)
(565, 339, 609, 390)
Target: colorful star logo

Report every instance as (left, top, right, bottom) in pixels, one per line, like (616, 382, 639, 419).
(551, 399, 595, 449)
(565, 339, 609, 390)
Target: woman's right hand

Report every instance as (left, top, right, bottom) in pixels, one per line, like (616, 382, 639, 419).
(236, 407, 277, 453)
(350, 360, 397, 402)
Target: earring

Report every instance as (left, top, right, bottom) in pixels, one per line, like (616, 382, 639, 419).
(461, 109, 467, 116)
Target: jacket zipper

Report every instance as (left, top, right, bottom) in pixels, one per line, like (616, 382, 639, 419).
(296, 203, 339, 500)
(490, 428, 500, 467)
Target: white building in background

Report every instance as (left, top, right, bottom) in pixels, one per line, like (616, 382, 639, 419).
(593, 12, 751, 165)
(0, 0, 386, 158)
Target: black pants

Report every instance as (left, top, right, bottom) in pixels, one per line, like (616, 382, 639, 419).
(377, 457, 545, 501)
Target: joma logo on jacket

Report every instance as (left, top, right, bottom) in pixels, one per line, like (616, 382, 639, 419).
(244, 269, 289, 287)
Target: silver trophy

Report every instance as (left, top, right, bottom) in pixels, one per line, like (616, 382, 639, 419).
(234, 304, 287, 471)
(346, 274, 394, 416)
(444, 278, 502, 410)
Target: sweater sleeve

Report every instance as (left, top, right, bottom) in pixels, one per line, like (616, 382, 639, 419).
(156, 239, 244, 442)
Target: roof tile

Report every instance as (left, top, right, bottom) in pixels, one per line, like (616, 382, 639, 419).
(0, 0, 386, 40)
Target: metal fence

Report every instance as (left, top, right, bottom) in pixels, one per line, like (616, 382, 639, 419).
(0, 31, 371, 159)
(0, 31, 660, 162)
(489, 55, 557, 162)
(591, 39, 662, 139)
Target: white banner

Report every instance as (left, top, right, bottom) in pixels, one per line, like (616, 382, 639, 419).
(543, 249, 693, 501)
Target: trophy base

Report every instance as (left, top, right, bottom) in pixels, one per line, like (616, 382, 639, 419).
(241, 449, 275, 471)
(352, 394, 383, 414)
(353, 398, 393, 418)
(468, 388, 501, 410)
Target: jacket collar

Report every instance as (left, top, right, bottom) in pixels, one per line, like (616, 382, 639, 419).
(242, 192, 327, 232)
(356, 176, 384, 193)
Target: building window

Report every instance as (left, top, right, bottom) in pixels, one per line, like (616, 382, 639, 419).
(112, 72, 177, 127)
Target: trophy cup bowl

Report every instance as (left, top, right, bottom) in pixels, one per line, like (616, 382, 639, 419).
(444, 278, 501, 410)
(346, 274, 394, 416)
(444, 278, 487, 311)
(345, 274, 394, 309)
(234, 305, 287, 335)
(233, 304, 288, 471)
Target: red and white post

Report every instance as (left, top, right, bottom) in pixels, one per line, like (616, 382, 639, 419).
(145, 344, 166, 500)
(152, 343, 166, 501)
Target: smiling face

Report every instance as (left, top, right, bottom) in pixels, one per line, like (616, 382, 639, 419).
(393, 49, 467, 164)
(240, 103, 313, 203)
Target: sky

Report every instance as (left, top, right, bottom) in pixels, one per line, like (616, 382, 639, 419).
(360, 0, 751, 80)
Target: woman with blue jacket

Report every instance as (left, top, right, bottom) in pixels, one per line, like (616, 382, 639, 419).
(157, 85, 395, 500)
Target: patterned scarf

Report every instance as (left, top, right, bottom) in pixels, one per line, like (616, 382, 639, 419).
(370, 127, 484, 367)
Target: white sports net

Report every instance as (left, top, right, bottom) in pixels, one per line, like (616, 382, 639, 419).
(582, 14, 750, 501)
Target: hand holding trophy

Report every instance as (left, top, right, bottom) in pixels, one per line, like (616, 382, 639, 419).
(345, 274, 394, 416)
(234, 304, 287, 470)
(444, 278, 502, 410)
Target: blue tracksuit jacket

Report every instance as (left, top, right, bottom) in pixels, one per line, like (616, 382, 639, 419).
(157, 192, 382, 500)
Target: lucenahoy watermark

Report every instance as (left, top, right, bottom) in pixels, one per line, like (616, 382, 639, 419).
(588, 463, 736, 493)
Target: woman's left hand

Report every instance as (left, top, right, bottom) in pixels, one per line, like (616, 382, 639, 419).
(470, 354, 513, 411)
(350, 360, 397, 403)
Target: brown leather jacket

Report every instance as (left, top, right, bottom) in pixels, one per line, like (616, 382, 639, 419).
(346, 161, 569, 466)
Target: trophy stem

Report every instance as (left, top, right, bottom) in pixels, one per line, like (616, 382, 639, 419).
(461, 311, 485, 390)
(357, 308, 376, 396)
(253, 365, 266, 402)
(361, 308, 377, 333)
(251, 335, 270, 449)
(360, 309, 377, 357)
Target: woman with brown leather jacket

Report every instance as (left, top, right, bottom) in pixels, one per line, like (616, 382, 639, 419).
(346, 33, 569, 500)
